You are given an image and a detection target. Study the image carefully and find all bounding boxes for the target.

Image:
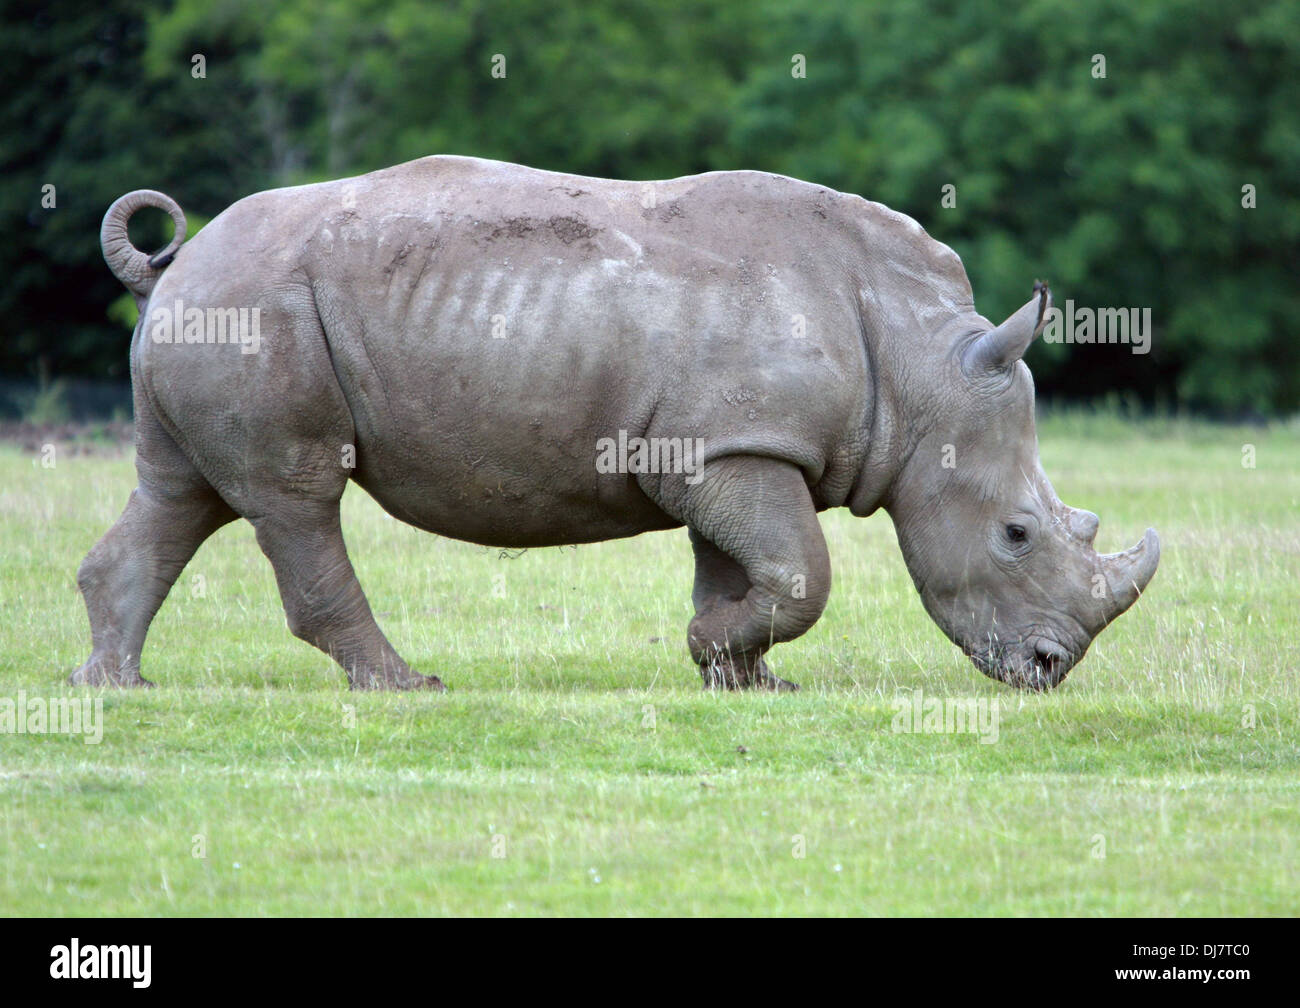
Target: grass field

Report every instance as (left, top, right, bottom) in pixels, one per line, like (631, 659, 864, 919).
(2, 413, 1297, 915)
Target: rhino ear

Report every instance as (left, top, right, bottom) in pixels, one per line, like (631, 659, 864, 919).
(962, 281, 1052, 378)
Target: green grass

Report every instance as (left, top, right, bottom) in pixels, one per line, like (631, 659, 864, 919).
(2, 415, 1298, 915)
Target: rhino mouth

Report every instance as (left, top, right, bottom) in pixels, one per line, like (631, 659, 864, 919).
(968, 641, 1075, 691)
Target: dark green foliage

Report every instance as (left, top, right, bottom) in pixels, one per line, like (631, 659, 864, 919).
(2, 0, 1295, 414)
(0, 0, 268, 385)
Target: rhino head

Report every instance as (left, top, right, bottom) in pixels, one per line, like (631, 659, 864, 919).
(886, 283, 1159, 690)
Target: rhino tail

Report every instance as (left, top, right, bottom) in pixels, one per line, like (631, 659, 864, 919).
(100, 189, 187, 306)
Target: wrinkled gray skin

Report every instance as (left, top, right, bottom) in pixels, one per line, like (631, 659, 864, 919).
(74, 156, 1158, 693)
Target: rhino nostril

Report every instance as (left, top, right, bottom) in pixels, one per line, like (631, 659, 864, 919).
(1034, 645, 1071, 686)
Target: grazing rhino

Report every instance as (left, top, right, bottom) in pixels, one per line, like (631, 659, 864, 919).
(75, 155, 1158, 693)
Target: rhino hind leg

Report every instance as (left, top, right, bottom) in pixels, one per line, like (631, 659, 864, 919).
(249, 499, 444, 691)
(71, 403, 237, 687)
(121, 287, 440, 691)
(675, 456, 832, 692)
(224, 405, 441, 691)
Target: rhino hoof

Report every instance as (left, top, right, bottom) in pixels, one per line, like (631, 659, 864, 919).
(349, 671, 447, 692)
(700, 656, 799, 692)
(68, 657, 154, 688)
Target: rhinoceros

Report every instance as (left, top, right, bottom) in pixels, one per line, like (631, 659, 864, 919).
(74, 155, 1158, 693)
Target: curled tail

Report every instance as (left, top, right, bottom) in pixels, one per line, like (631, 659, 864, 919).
(100, 190, 187, 305)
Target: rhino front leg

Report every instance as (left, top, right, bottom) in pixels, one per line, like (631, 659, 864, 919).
(251, 501, 445, 691)
(687, 530, 792, 690)
(676, 456, 831, 692)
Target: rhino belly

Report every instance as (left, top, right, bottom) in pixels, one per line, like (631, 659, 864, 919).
(347, 399, 683, 548)
(314, 260, 685, 547)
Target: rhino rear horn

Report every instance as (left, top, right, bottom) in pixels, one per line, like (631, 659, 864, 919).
(962, 281, 1052, 377)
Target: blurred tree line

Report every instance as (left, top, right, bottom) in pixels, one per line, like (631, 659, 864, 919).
(2, 0, 1296, 416)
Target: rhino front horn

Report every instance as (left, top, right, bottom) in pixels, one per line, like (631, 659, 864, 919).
(1100, 528, 1161, 619)
(963, 281, 1053, 376)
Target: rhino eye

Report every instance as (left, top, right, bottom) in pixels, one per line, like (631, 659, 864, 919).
(1005, 524, 1028, 543)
